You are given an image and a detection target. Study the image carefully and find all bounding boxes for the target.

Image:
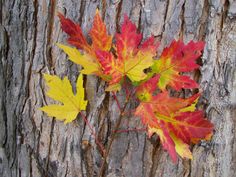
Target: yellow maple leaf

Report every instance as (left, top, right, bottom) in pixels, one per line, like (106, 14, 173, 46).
(40, 74, 87, 123)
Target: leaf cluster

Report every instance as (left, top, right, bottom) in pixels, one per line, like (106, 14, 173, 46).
(40, 10, 213, 162)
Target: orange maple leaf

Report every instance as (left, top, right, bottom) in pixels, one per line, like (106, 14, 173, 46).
(57, 10, 112, 79)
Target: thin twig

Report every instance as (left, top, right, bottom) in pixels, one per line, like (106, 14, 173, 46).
(112, 91, 121, 111)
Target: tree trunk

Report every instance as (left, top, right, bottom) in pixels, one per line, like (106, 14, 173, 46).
(0, 0, 236, 177)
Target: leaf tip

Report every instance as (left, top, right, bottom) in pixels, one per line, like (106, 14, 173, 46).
(95, 8, 100, 14)
(57, 11, 63, 18)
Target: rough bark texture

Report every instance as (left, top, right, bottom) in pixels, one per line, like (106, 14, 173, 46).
(0, 0, 236, 177)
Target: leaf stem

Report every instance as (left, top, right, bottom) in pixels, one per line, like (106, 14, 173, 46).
(123, 76, 131, 99)
(80, 112, 106, 156)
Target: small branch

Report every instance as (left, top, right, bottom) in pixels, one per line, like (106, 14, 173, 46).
(80, 112, 106, 156)
(112, 91, 121, 112)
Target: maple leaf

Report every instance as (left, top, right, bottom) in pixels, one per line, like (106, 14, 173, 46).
(135, 90, 213, 162)
(40, 74, 87, 124)
(151, 40, 205, 91)
(57, 10, 112, 77)
(96, 15, 159, 91)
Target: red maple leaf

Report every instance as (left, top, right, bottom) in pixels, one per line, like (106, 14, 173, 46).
(151, 40, 205, 90)
(135, 78, 213, 162)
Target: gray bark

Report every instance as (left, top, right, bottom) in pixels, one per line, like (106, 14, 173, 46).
(0, 0, 236, 177)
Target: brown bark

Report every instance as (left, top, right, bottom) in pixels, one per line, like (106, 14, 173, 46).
(0, 0, 236, 177)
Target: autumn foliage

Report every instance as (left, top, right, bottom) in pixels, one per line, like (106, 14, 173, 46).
(41, 10, 213, 162)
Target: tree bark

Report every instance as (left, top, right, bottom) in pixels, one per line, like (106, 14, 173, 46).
(0, 0, 236, 177)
